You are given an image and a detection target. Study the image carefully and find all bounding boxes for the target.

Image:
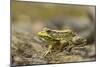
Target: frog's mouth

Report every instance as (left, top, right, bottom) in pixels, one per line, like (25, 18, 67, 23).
(38, 31, 48, 37)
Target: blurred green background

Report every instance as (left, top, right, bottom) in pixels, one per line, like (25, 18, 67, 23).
(11, 0, 90, 21)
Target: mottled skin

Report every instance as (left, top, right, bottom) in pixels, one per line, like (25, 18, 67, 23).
(38, 27, 86, 56)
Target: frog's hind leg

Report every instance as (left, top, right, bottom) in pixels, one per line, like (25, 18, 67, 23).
(59, 40, 67, 51)
(43, 44, 52, 57)
(65, 41, 74, 55)
(67, 41, 74, 52)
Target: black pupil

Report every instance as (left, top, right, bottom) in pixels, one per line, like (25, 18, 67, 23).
(46, 30, 51, 33)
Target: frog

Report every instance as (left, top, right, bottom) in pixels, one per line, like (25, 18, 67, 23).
(37, 27, 87, 56)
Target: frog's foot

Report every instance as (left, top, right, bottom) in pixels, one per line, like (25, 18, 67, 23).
(43, 50, 51, 57)
(43, 44, 52, 57)
(63, 50, 73, 55)
(64, 46, 73, 55)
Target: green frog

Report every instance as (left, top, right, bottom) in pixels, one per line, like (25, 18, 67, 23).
(37, 27, 86, 56)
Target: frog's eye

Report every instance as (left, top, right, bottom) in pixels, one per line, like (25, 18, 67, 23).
(46, 29, 51, 33)
(43, 27, 51, 32)
(43, 27, 50, 31)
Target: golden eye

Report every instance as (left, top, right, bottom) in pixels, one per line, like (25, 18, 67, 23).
(43, 27, 50, 31)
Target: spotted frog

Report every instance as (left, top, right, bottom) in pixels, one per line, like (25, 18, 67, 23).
(37, 27, 86, 56)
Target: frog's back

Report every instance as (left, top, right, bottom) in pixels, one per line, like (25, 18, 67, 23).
(49, 29, 76, 40)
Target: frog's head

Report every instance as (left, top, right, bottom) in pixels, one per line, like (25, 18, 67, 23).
(37, 27, 52, 41)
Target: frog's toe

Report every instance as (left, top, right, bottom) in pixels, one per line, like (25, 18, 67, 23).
(63, 50, 72, 55)
(43, 50, 51, 57)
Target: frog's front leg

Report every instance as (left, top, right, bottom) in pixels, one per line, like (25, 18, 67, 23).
(43, 44, 52, 57)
